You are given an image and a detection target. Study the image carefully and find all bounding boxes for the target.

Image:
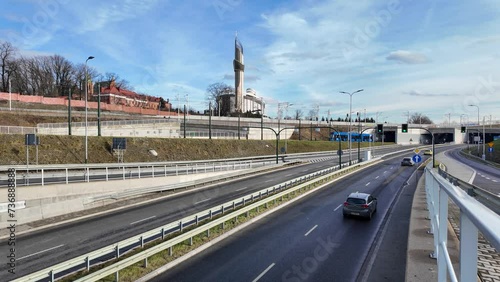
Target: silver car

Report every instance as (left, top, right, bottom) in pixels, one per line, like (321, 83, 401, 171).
(342, 192, 377, 220)
(401, 157, 415, 166)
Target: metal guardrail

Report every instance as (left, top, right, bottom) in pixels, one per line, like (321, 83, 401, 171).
(13, 158, 371, 282)
(437, 164, 500, 214)
(0, 156, 279, 188)
(425, 165, 500, 282)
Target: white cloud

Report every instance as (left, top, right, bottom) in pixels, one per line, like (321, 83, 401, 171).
(386, 50, 430, 64)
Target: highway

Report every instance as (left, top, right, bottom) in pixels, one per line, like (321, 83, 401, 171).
(446, 148, 500, 194)
(0, 144, 448, 280)
(0, 145, 433, 280)
(151, 152, 429, 281)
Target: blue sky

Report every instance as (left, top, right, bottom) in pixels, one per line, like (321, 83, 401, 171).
(1, 0, 499, 124)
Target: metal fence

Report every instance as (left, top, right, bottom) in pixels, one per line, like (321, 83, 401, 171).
(0, 126, 37, 134)
(425, 165, 500, 282)
(0, 157, 275, 188)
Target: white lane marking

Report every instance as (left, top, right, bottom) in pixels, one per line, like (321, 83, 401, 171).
(365, 182, 371, 186)
(305, 225, 318, 236)
(252, 263, 275, 282)
(334, 204, 343, 212)
(302, 169, 309, 172)
(195, 198, 211, 205)
(375, 176, 380, 179)
(265, 179, 273, 183)
(384, 171, 388, 174)
(18, 244, 64, 260)
(390, 166, 394, 169)
(493, 180, 498, 183)
(480, 175, 485, 178)
(236, 186, 248, 191)
(130, 215, 156, 225)
(285, 173, 294, 177)
(486, 177, 491, 180)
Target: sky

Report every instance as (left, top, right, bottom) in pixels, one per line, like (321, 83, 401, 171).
(1, 0, 499, 124)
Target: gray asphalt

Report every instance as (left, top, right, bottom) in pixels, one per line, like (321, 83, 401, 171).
(446, 148, 500, 194)
(0, 146, 411, 280)
(150, 153, 430, 282)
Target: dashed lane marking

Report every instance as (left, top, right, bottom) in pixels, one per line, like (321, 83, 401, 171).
(130, 216, 156, 225)
(19, 244, 64, 260)
(305, 225, 318, 236)
(252, 263, 275, 282)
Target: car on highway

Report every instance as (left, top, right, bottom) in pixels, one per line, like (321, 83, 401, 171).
(401, 157, 415, 166)
(423, 149, 433, 155)
(343, 192, 377, 219)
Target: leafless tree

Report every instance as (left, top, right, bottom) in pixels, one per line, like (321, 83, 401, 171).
(50, 54, 74, 96)
(409, 112, 433, 124)
(294, 109, 303, 120)
(0, 41, 17, 92)
(206, 82, 233, 115)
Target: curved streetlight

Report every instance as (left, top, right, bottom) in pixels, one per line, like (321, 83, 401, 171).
(468, 104, 484, 159)
(85, 56, 95, 164)
(340, 89, 363, 165)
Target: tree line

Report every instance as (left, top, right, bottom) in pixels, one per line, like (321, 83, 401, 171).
(0, 40, 134, 100)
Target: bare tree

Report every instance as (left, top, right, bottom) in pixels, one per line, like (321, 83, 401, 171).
(50, 54, 74, 96)
(206, 82, 233, 115)
(409, 112, 433, 124)
(0, 41, 17, 92)
(294, 109, 303, 120)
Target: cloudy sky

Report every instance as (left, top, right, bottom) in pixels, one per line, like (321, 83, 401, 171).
(1, 0, 499, 124)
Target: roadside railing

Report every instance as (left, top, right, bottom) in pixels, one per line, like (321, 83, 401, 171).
(0, 156, 278, 188)
(425, 165, 500, 282)
(12, 158, 372, 282)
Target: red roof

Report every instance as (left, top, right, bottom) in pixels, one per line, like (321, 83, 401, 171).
(100, 80, 160, 102)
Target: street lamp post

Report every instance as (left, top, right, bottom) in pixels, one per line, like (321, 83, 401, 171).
(84, 56, 94, 164)
(8, 74, 12, 111)
(468, 104, 484, 159)
(340, 89, 364, 165)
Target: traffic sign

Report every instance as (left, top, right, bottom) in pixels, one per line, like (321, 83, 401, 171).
(337, 150, 343, 156)
(488, 142, 494, 148)
(412, 154, 422, 163)
(488, 147, 494, 153)
(413, 148, 420, 154)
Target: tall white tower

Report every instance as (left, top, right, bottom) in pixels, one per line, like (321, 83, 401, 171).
(233, 34, 244, 113)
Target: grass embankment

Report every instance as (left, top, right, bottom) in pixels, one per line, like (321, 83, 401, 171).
(0, 104, 387, 165)
(464, 140, 500, 164)
(0, 134, 387, 165)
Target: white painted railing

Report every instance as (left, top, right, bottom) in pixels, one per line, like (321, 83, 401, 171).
(425, 166, 500, 282)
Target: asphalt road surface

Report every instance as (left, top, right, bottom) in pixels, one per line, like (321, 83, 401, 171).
(150, 153, 429, 282)
(0, 146, 425, 280)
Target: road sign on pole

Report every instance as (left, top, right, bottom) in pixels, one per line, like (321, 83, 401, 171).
(488, 147, 494, 153)
(413, 148, 420, 154)
(412, 154, 422, 163)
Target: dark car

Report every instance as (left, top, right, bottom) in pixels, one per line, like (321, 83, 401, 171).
(343, 192, 377, 219)
(401, 157, 415, 166)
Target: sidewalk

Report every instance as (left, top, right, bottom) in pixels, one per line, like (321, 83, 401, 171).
(406, 161, 460, 282)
